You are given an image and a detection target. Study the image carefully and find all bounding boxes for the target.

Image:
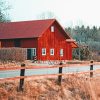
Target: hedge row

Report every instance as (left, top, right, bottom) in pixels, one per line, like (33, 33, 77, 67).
(0, 48, 27, 62)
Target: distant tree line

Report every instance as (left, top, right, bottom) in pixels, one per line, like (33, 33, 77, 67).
(65, 25, 100, 61)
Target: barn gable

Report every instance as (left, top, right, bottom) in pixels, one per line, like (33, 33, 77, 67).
(40, 20, 77, 48)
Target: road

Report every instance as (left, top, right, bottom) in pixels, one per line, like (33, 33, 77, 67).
(0, 65, 100, 78)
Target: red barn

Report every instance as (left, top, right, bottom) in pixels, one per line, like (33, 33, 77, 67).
(0, 19, 77, 61)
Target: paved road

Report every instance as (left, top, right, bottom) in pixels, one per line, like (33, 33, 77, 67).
(0, 65, 100, 78)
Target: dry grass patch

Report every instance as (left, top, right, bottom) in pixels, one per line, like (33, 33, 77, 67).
(0, 74, 95, 100)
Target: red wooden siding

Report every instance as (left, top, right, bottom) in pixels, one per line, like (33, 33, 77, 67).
(1, 40, 14, 47)
(0, 38, 39, 60)
(21, 38, 38, 48)
(21, 38, 38, 59)
(1, 38, 38, 48)
(66, 43, 72, 60)
(38, 22, 72, 60)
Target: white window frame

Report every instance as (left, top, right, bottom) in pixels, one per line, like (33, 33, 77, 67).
(60, 49, 63, 56)
(42, 48, 46, 55)
(32, 48, 36, 56)
(50, 49, 54, 55)
(51, 26, 54, 32)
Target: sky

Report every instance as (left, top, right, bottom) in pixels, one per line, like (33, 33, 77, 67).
(7, 0, 100, 27)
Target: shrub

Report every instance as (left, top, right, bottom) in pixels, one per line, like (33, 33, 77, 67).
(0, 47, 27, 62)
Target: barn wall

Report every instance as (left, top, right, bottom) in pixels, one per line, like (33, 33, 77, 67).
(0, 38, 38, 60)
(1, 38, 38, 48)
(0, 22, 72, 61)
(1, 40, 14, 47)
(21, 38, 38, 60)
(38, 22, 72, 60)
(21, 38, 38, 48)
(66, 42, 72, 60)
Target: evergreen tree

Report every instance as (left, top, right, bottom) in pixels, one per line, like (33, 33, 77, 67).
(65, 25, 100, 60)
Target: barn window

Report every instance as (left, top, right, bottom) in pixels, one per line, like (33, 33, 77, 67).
(51, 26, 54, 32)
(50, 49, 54, 55)
(42, 48, 46, 55)
(60, 49, 63, 56)
(32, 48, 36, 56)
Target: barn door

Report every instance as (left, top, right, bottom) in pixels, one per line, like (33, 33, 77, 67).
(27, 48, 36, 60)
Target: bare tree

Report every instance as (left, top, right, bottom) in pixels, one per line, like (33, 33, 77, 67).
(0, 0, 11, 22)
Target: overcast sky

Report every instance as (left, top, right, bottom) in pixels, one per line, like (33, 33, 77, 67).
(7, 0, 100, 27)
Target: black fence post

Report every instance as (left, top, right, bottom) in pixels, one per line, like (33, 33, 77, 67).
(58, 62, 63, 85)
(19, 63, 25, 91)
(90, 60, 93, 77)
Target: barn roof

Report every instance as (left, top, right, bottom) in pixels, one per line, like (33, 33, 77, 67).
(0, 19, 70, 39)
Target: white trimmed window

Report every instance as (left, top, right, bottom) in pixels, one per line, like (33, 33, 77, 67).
(51, 26, 54, 32)
(60, 49, 63, 56)
(32, 48, 36, 56)
(42, 48, 46, 55)
(50, 49, 54, 55)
